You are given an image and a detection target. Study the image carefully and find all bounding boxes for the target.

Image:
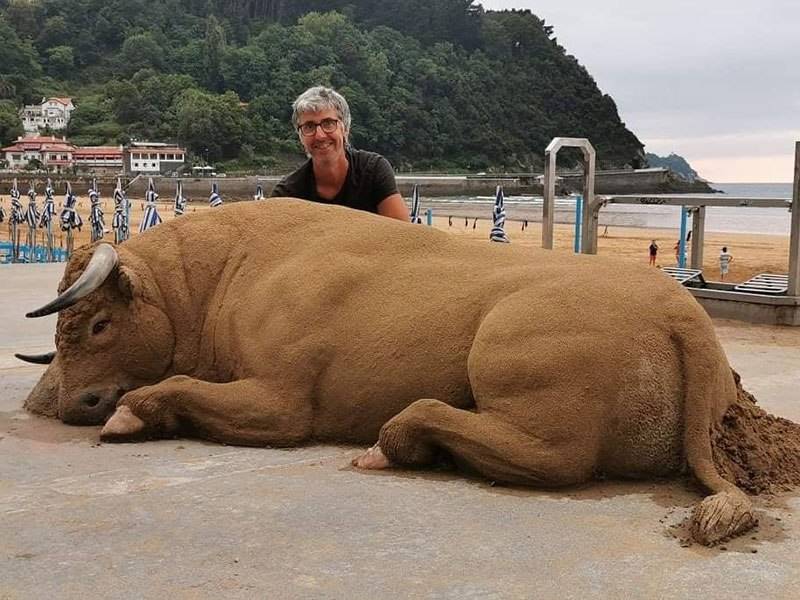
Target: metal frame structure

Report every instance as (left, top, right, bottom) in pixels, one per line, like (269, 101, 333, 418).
(544, 139, 800, 296)
(542, 138, 596, 250)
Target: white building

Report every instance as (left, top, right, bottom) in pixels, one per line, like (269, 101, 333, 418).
(20, 97, 75, 134)
(124, 142, 187, 175)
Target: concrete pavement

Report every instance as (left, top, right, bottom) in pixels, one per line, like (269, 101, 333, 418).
(1, 262, 799, 599)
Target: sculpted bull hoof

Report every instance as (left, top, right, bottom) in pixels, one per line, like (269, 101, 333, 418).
(352, 443, 394, 470)
(100, 406, 147, 442)
(690, 491, 757, 546)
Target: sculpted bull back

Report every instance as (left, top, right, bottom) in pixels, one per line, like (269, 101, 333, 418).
(25, 199, 756, 545)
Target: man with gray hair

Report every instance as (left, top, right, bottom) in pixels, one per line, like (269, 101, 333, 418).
(270, 86, 409, 220)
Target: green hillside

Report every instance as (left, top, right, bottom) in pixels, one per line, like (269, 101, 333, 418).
(0, 0, 646, 173)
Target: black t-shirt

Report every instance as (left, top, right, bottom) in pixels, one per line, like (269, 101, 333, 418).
(270, 147, 399, 213)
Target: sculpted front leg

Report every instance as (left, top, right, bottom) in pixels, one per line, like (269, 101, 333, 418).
(101, 376, 313, 447)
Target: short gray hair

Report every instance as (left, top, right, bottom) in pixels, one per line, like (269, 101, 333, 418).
(292, 86, 352, 135)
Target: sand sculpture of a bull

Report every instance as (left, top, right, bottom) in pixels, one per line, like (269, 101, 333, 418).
(20, 199, 757, 545)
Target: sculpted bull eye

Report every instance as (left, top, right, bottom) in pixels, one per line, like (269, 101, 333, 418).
(92, 320, 111, 335)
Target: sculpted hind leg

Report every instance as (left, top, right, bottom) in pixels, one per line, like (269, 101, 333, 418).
(101, 376, 312, 447)
(356, 398, 596, 487)
(356, 291, 602, 485)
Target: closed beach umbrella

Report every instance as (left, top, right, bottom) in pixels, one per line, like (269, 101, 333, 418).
(9, 179, 24, 261)
(89, 178, 105, 242)
(409, 184, 422, 224)
(0, 201, 5, 223)
(112, 177, 130, 244)
(254, 181, 264, 201)
(139, 178, 162, 232)
(59, 181, 83, 258)
(25, 183, 40, 261)
(489, 185, 510, 243)
(209, 181, 223, 207)
(174, 179, 187, 216)
(37, 179, 56, 261)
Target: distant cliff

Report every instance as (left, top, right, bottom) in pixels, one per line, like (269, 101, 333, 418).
(645, 152, 702, 182)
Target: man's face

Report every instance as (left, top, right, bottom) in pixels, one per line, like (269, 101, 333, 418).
(297, 108, 347, 162)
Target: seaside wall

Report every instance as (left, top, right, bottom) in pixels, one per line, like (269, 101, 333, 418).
(0, 168, 714, 200)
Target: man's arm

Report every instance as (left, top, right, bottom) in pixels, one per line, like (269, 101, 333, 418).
(377, 193, 410, 221)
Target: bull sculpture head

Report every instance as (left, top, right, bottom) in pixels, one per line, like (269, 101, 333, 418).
(19, 243, 175, 425)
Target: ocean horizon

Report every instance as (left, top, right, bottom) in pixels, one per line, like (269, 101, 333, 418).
(606, 182, 794, 235)
(440, 182, 794, 235)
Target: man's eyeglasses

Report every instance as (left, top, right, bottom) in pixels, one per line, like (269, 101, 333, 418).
(298, 118, 340, 136)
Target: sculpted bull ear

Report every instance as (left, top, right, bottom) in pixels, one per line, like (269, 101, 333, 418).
(117, 266, 142, 302)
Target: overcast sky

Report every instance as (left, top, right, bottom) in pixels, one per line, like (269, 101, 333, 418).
(480, 0, 799, 182)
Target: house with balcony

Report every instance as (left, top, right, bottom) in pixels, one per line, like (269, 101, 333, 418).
(20, 97, 75, 134)
(73, 146, 124, 174)
(1, 135, 75, 172)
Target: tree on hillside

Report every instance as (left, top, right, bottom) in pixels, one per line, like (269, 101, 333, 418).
(203, 14, 227, 91)
(175, 89, 247, 161)
(0, 16, 43, 102)
(0, 100, 23, 145)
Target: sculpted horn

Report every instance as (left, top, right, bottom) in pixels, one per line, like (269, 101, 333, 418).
(15, 351, 56, 364)
(26, 243, 119, 318)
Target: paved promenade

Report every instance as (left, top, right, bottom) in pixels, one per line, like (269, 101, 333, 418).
(1, 263, 799, 599)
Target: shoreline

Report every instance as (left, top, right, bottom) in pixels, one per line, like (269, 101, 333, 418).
(1, 200, 790, 284)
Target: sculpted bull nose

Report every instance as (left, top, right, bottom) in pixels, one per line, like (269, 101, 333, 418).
(61, 391, 121, 425)
(83, 393, 101, 409)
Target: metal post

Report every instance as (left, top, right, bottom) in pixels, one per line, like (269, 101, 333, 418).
(689, 206, 706, 270)
(789, 141, 800, 295)
(426, 208, 432, 226)
(542, 149, 556, 249)
(678, 206, 688, 268)
(573, 195, 583, 253)
(580, 147, 598, 254)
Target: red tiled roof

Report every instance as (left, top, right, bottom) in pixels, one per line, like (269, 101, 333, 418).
(48, 97, 73, 106)
(40, 144, 75, 152)
(2, 136, 76, 153)
(74, 146, 123, 157)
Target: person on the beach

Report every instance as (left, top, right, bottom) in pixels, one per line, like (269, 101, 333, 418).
(648, 240, 658, 266)
(719, 246, 734, 280)
(270, 86, 409, 221)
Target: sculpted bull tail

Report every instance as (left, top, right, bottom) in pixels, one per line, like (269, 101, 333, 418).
(677, 329, 756, 545)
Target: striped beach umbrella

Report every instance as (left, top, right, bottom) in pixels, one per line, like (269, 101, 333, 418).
(25, 183, 41, 261)
(139, 178, 162, 232)
(112, 177, 130, 244)
(59, 181, 83, 258)
(209, 181, 223, 207)
(489, 185, 510, 243)
(409, 184, 422, 224)
(9, 179, 24, 262)
(174, 179, 187, 217)
(38, 179, 56, 261)
(254, 181, 264, 201)
(89, 178, 105, 242)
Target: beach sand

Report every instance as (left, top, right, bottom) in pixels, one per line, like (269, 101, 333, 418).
(434, 216, 790, 284)
(3, 198, 790, 284)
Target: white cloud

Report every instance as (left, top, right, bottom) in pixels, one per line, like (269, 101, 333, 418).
(479, 1, 800, 181)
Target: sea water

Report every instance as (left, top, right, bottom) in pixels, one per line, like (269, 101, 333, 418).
(445, 182, 795, 235)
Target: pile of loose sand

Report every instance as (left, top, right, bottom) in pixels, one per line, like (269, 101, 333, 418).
(713, 371, 800, 494)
